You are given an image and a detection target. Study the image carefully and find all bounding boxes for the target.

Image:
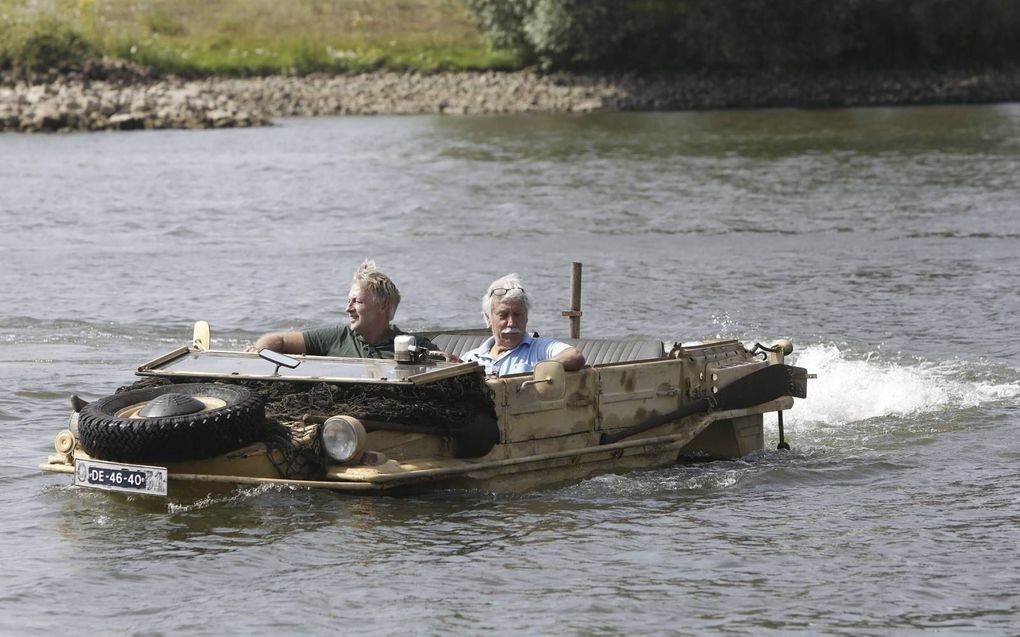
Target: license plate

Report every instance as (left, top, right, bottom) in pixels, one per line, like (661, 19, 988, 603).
(73, 459, 168, 496)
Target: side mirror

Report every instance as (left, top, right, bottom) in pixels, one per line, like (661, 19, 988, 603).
(518, 360, 566, 401)
(259, 348, 300, 375)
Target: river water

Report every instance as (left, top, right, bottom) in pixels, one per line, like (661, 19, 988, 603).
(2, 106, 1019, 635)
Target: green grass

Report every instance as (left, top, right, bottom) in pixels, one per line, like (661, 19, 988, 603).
(103, 35, 517, 76)
(1, 0, 519, 76)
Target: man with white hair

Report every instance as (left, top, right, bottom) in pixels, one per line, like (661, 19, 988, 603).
(251, 259, 438, 358)
(461, 273, 585, 376)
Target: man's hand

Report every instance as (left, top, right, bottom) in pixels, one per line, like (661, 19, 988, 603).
(430, 350, 461, 363)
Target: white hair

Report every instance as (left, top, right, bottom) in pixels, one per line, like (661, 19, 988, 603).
(481, 273, 531, 319)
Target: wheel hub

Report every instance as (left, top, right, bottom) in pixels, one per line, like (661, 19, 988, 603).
(137, 393, 207, 417)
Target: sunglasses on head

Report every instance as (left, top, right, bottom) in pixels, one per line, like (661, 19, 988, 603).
(488, 286, 525, 298)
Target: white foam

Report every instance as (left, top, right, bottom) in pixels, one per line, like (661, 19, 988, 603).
(780, 344, 1020, 427)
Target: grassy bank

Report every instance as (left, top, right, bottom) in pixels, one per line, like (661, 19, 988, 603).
(0, 0, 516, 76)
(4, 1, 1019, 83)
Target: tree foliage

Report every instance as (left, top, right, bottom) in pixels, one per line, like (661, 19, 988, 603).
(463, 0, 1020, 71)
(0, 14, 98, 75)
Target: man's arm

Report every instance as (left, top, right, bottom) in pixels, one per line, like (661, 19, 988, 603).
(553, 346, 585, 371)
(250, 331, 307, 354)
(414, 335, 460, 363)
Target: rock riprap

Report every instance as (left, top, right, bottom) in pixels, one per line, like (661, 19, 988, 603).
(3, 66, 1018, 133)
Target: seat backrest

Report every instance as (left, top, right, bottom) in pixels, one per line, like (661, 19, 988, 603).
(563, 338, 665, 366)
(430, 333, 490, 357)
(431, 333, 665, 366)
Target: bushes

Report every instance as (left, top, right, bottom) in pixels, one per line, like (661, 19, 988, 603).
(3, 0, 1018, 77)
(463, 0, 1020, 71)
(0, 14, 99, 75)
(463, 0, 625, 69)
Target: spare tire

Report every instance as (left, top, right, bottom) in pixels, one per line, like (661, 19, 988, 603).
(77, 383, 265, 463)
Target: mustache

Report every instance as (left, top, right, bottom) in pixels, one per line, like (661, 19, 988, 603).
(500, 328, 522, 335)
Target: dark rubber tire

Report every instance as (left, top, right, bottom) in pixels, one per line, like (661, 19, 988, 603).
(453, 413, 500, 459)
(77, 383, 265, 463)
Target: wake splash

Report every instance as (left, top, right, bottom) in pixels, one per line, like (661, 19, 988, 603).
(166, 483, 282, 513)
(779, 343, 1020, 428)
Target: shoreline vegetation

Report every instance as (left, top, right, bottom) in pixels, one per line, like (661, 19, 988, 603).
(3, 0, 1020, 132)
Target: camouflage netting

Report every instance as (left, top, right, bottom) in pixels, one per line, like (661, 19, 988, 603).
(119, 373, 497, 478)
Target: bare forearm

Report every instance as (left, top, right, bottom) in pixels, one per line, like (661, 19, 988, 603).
(251, 332, 306, 354)
(555, 347, 586, 371)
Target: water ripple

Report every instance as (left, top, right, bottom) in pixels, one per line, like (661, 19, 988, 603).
(3, 107, 1020, 635)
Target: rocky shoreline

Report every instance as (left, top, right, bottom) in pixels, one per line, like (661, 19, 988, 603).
(2, 61, 1019, 132)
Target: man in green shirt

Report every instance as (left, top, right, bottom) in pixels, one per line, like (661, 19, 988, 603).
(250, 259, 444, 359)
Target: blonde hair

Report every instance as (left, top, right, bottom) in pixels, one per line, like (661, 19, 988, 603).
(352, 259, 401, 320)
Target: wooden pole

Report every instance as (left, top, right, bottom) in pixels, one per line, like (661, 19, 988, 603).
(563, 262, 583, 338)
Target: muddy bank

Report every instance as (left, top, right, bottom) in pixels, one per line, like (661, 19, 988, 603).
(3, 62, 1019, 132)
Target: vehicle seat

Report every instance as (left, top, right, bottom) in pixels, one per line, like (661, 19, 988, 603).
(430, 333, 490, 357)
(562, 339, 665, 366)
(431, 333, 665, 366)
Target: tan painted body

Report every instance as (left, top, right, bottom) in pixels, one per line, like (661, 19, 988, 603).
(41, 328, 798, 495)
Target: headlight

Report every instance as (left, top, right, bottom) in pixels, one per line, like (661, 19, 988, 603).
(320, 415, 368, 464)
(55, 429, 76, 454)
